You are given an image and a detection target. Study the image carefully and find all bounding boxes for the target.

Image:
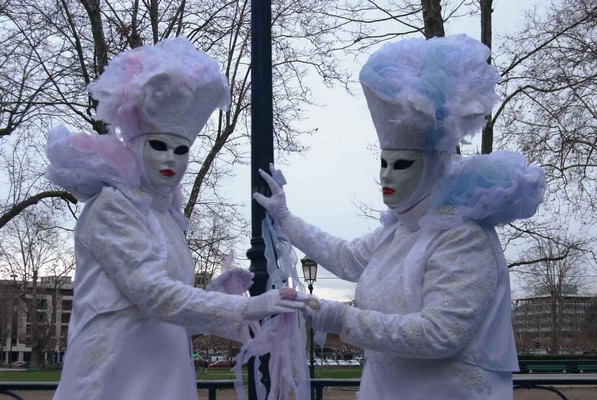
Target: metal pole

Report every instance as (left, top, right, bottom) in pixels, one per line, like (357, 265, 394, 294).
(247, 0, 273, 291)
(308, 283, 315, 377)
(308, 282, 315, 399)
(247, 0, 273, 398)
(8, 337, 12, 368)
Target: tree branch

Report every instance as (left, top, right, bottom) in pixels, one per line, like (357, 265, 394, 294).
(0, 191, 77, 230)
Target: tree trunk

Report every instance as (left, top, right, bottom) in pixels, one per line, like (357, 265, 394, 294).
(29, 271, 40, 368)
(80, 0, 109, 75)
(550, 299, 560, 354)
(480, 0, 494, 154)
(80, 0, 110, 134)
(420, 0, 445, 38)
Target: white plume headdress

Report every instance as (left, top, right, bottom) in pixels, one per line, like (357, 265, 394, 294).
(360, 34, 500, 152)
(88, 37, 230, 144)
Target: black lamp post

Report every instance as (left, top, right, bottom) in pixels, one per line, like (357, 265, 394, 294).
(301, 257, 318, 384)
(246, 0, 273, 398)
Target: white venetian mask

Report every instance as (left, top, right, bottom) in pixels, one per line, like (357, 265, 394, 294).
(380, 149, 424, 209)
(142, 133, 190, 195)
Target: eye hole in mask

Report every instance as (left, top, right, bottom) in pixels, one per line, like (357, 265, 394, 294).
(174, 145, 189, 155)
(381, 158, 414, 170)
(149, 140, 167, 151)
(148, 140, 189, 155)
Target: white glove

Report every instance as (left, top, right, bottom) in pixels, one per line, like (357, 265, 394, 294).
(252, 164, 290, 223)
(245, 289, 305, 321)
(206, 250, 253, 295)
(206, 268, 254, 295)
(303, 296, 346, 334)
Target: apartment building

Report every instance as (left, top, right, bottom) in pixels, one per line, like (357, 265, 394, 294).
(512, 293, 595, 353)
(0, 276, 73, 365)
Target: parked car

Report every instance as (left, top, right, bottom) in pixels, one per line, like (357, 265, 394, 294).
(336, 359, 350, 367)
(346, 360, 361, 366)
(322, 359, 338, 367)
(14, 361, 29, 368)
(208, 359, 235, 368)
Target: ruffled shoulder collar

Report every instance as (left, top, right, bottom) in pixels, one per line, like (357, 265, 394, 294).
(45, 125, 188, 231)
(422, 151, 545, 229)
(45, 125, 140, 201)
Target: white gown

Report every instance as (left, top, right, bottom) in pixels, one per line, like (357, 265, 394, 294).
(282, 199, 519, 400)
(54, 187, 249, 400)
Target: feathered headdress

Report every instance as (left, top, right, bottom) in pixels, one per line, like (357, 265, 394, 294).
(360, 34, 500, 152)
(88, 37, 230, 144)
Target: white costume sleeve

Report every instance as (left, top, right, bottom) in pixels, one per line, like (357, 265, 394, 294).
(340, 222, 500, 358)
(77, 187, 250, 327)
(190, 318, 249, 342)
(281, 214, 385, 282)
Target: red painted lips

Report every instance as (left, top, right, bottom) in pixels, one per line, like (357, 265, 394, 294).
(382, 187, 395, 195)
(160, 169, 175, 177)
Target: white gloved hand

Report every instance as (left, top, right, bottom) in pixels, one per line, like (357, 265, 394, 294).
(206, 268, 254, 295)
(303, 296, 346, 334)
(245, 289, 305, 321)
(206, 250, 253, 295)
(252, 164, 290, 223)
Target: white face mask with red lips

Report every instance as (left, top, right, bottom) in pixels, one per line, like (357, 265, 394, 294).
(380, 149, 425, 210)
(141, 133, 190, 195)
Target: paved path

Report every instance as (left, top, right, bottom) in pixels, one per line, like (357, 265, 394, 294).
(2, 374, 597, 399)
(3, 387, 597, 399)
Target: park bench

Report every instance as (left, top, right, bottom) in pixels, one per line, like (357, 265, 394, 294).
(527, 364, 567, 373)
(578, 365, 597, 373)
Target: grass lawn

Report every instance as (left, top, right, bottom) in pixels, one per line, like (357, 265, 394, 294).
(0, 367, 362, 382)
(0, 369, 62, 382)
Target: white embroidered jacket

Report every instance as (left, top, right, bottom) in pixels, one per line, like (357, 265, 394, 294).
(54, 187, 249, 400)
(280, 199, 518, 400)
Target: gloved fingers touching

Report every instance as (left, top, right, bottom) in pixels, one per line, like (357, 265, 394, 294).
(245, 289, 305, 321)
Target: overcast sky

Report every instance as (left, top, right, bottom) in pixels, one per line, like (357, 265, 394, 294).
(224, 0, 539, 302)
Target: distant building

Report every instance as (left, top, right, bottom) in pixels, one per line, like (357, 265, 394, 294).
(0, 276, 73, 366)
(512, 293, 595, 354)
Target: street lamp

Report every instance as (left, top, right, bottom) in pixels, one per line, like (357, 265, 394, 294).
(301, 257, 318, 384)
(247, 0, 273, 398)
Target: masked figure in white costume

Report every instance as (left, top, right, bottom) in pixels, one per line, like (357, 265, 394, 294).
(46, 38, 304, 400)
(254, 35, 545, 399)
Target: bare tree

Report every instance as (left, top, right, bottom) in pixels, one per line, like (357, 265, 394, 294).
(187, 206, 248, 289)
(329, 0, 480, 51)
(484, 0, 597, 293)
(0, 129, 79, 230)
(513, 235, 592, 354)
(580, 296, 597, 351)
(0, 206, 74, 367)
(494, 0, 596, 216)
(317, 2, 596, 285)
(0, 0, 373, 278)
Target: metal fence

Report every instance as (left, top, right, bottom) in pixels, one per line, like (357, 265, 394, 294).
(1, 376, 597, 400)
